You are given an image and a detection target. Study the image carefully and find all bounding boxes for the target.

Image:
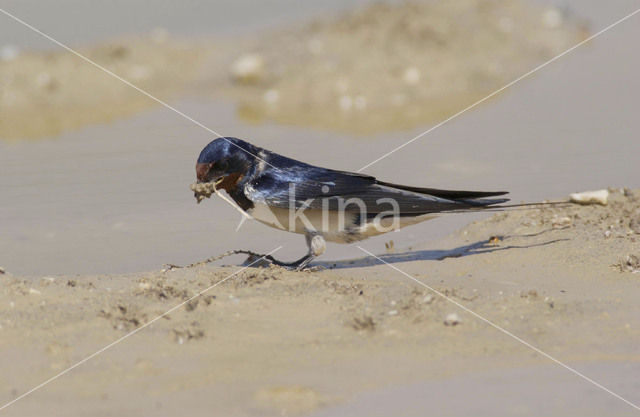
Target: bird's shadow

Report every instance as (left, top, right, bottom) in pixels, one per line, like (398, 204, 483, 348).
(315, 229, 567, 270)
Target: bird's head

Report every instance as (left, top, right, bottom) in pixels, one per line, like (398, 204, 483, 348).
(195, 137, 255, 190)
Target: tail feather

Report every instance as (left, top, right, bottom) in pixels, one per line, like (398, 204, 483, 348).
(376, 180, 509, 201)
(457, 197, 510, 207)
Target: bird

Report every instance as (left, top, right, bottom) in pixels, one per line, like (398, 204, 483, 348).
(193, 137, 508, 270)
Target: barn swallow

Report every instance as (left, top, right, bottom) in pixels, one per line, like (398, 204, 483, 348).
(194, 137, 508, 270)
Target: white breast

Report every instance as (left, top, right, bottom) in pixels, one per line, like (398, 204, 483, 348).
(246, 203, 438, 244)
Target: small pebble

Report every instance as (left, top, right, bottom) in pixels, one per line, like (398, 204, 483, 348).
(444, 313, 460, 326)
(388, 310, 398, 316)
(230, 54, 265, 84)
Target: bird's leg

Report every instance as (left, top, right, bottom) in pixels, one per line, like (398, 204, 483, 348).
(243, 233, 326, 271)
(294, 233, 326, 271)
(167, 234, 327, 272)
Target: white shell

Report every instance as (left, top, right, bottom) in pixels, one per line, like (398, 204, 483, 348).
(569, 189, 609, 206)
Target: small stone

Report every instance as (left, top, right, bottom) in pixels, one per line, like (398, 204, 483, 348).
(29, 288, 41, 295)
(230, 54, 266, 84)
(388, 310, 398, 316)
(552, 216, 571, 229)
(444, 313, 460, 326)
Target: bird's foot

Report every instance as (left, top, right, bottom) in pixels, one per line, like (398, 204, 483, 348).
(163, 250, 318, 272)
(242, 253, 316, 272)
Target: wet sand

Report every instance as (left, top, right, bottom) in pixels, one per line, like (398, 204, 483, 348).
(1, 0, 640, 416)
(2, 190, 639, 416)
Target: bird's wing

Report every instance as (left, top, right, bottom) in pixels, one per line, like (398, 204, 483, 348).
(244, 166, 500, 215)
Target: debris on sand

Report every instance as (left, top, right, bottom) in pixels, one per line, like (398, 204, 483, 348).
(569, 189, 609, 206)
(351, 315, 376, 331)
(551, 216, 572, 229)
(444, 313, 461, 326)
(230, 53, 266, 85)
(385, 240, 395, 254)
(615, 255, 640, 274)
(488, 236, 502, 244)
(172, 322, 205, 344)
(99, 304, 147, 331)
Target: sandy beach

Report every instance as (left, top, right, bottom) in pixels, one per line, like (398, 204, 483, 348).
(1, 0, 640, 416)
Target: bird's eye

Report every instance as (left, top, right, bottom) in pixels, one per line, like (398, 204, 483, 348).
(216, 160, 229, 171)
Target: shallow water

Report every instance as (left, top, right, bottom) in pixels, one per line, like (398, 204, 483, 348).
(1, 0, 375, 49)
(1, 0, 640, 275)
(313, 362, 640, 417)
